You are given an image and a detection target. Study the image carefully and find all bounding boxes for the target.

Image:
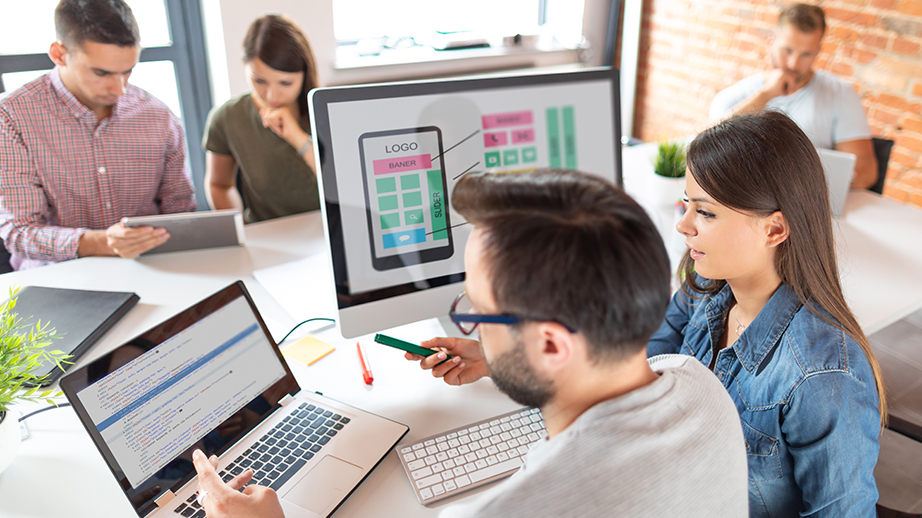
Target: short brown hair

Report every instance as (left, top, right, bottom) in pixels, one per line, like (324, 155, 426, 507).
(777, 3, 826, 34)
(243, 15, 318, 118)
(55, 0, 140, 48)
(452, 170, 671, 362)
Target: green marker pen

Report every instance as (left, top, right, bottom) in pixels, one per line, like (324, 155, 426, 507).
(374, 333, 452, 361)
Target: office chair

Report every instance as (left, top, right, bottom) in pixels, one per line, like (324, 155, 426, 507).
(869, 137, 895, 195)
(879, 503, 922, 517)
(875, 411, 922, 517)
(0, 242, 12, 274)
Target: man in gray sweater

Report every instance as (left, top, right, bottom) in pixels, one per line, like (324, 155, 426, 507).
(192, 170, 748, 517)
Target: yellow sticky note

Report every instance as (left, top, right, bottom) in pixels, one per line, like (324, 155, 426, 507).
(282, 335, 335, 366)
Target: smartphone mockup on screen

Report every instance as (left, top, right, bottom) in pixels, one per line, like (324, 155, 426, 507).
(358, 127, 453, 271)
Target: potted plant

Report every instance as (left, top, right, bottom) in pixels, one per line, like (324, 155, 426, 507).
(648, 140, 688, 207)
(0, 288, 68, 475)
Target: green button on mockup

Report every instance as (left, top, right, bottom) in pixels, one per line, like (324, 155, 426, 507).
(522, 147, 537, 163)
(403, 191, 423, 207)
(380, 213, 401, 229)
(503, 149, 519, 166)
(404, 209, 424, 225)
(400, 174, 420, 190)
(379, 195, 398, 211)
(376, 177, 396, 193)
(546, 107, 561, 168)
(485, 151, 501, 167)
(563, 105, 577, 169)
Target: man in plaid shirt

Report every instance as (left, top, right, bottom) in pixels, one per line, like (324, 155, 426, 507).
(0, 0, 196, 270)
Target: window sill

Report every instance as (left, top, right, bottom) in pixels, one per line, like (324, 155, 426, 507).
(329, 42, 583, 85)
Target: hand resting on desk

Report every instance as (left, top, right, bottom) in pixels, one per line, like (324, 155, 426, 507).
(405, 337, 489, 386)
(192, 449, 284, 518)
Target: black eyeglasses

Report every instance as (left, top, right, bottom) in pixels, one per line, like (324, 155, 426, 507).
(448, 291, 578, 336)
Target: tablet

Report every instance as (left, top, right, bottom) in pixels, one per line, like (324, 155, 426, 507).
(123, 209, 245, 255)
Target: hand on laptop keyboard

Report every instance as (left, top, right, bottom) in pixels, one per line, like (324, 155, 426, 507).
(407, 337, 489, 386)
(191, 449, 285, 518)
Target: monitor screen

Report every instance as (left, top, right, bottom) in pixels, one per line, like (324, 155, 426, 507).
(310, 67, 622, 338)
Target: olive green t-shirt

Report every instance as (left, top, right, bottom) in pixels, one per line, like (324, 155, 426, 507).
(202, 93, 320, 223)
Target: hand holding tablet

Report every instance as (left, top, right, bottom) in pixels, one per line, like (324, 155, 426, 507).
(122, 210, 245, 255)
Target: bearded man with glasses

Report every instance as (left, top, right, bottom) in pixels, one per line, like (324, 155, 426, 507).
(403, 169, 749, 517)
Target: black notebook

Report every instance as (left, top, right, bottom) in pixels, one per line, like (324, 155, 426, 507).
(10, 286, 139, 386)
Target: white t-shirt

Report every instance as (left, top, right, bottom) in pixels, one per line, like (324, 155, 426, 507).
(439, 354, 749, 518)
(709, 69, 871, 149)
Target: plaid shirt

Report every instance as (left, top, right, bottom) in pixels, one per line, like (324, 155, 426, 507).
(0, 67, 196, 269)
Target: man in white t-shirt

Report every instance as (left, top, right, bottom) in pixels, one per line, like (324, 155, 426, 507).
(710, 3, 877, 188)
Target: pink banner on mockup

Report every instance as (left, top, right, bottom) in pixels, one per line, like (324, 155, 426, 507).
(482, 111, 533, 129)
(510, 128, 535, 144)
(373, 154, 432, 175)
(483, 132, 508, 148)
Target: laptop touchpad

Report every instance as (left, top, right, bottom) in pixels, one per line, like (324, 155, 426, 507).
(282, 456, 364, 515)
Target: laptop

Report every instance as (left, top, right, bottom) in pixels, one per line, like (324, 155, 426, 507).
(60, 281, 408, 518)
(816, 147, 856, 219)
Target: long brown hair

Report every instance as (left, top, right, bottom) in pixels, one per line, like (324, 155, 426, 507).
(243, 14, 318, 118)
(680, 111, 886, 425)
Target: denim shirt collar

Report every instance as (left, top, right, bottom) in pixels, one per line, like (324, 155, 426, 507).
(707, 282, 803, 374)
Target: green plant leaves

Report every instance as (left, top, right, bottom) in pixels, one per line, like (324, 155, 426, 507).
(653, 141, 687, 178)
(0, 287, 70, 412)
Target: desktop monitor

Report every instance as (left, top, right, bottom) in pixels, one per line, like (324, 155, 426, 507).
(309, 67, 622, 338)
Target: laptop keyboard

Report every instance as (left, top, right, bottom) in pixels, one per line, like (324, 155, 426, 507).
(172, 402, 350, 517)
(397, 407, 545, 505)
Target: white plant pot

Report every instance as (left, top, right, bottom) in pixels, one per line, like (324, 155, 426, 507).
(0, 408, 21, 475)
(647, 172, 687, 208)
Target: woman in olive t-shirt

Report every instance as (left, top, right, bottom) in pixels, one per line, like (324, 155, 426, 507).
(202, 15, 320, 223)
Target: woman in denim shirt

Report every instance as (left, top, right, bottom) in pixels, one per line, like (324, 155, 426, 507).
(648, 111, 885, 517)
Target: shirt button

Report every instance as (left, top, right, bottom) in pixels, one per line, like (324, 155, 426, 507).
(105, 202, 112, 209)
(98, 167, 107, 174)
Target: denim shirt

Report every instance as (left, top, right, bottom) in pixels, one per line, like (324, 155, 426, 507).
(648, 282, 880, 518)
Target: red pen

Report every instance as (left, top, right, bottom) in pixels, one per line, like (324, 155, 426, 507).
(357, 342, 373, 385)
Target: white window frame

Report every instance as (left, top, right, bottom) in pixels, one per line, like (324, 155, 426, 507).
(203, 0, 617, 107)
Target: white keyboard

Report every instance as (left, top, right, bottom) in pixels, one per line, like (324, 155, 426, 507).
(397, 407, 546, 505)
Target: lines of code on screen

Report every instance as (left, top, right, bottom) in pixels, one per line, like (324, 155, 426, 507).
(76, 297, 286, 488)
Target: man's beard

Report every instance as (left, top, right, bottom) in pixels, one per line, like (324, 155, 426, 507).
(487, 338, 555, 409)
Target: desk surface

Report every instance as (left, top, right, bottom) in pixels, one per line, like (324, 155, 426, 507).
(0, 213, 520, 518)
(2, 158, 922, 517)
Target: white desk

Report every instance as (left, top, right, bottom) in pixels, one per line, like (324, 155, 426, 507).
(1, 161, 922, 517)
(0, 213, 520, 518)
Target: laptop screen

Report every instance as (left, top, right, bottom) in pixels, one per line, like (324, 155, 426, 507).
(61, 282, 300, 517)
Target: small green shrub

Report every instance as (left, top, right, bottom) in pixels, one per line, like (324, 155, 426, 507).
(653, 141, 687, 178)
(0, 288, 70, 413)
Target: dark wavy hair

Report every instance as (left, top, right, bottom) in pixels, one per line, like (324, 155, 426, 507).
(681, 110, 885, 424)
(243, 15, 318, 118)
(452, 169, 671, 362)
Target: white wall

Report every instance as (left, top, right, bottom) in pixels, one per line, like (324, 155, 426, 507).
(202, 0, 615, 108)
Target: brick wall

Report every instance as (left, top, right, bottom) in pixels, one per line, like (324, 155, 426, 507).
(632, 0, 922, 208)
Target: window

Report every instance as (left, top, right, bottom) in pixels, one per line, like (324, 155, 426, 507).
(0, 0, 212, 209)
(331, 0, 585, 68)
(333, 0, 543, 43)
